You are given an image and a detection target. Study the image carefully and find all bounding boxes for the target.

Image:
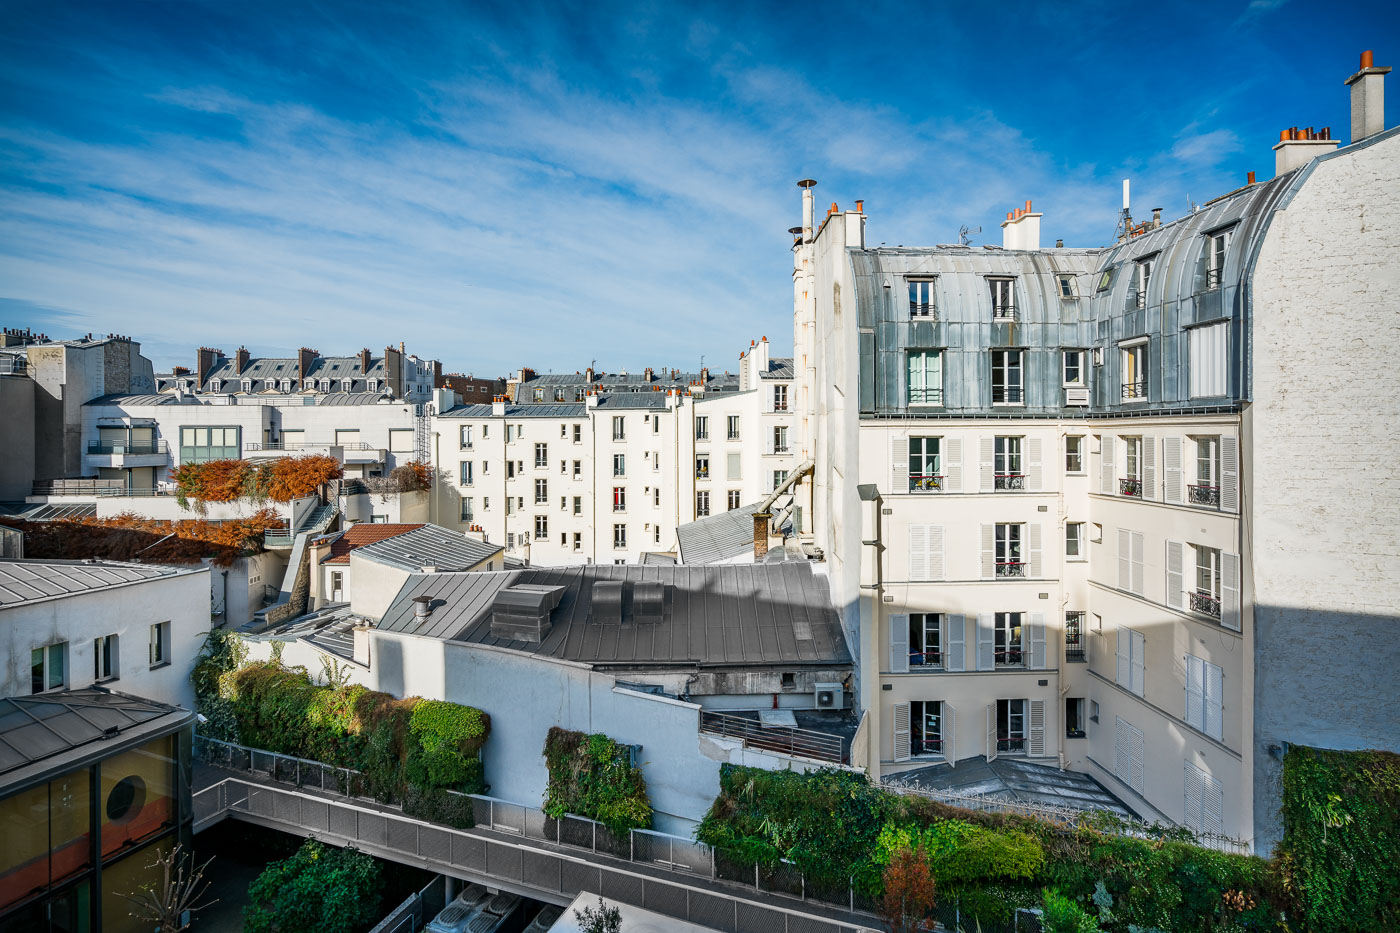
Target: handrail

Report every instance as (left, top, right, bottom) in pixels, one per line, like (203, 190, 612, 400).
(698, 710, 845, 765)
(86, 440, 168, 454)
(246, 440, 373, 451)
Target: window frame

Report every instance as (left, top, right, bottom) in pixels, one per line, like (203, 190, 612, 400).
(910, 699, 944, 757)
(31, 642, 68, 694)
(908, 613, 942, 669)
(990, 349, 1024, 405)
(1062, 349, 1086, 387)
(696, 490, 710, 517)
(726, 415, 741, 440)
(908, 276, 937, 318)
(149, 622, 170, 669)
(994, 523, 1025, 577)
(988, 277, 1016, 320)
(907, 349, 944, 407)
(1065, 435, 1085, 473)
(1065, 522, 1085, 560)
(908, 436, 942, 492)
(613, 524, 627, 549)
(94, 633, 119, 682)
(695, 416, 709, 441)
(994, 612, 1025, 668)
(1120, 339, 1148, 401)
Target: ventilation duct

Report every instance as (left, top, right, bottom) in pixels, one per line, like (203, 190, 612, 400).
(590, 580, 625, 624)
(632, 582, 667, 624)
(488, 584, 566, 643)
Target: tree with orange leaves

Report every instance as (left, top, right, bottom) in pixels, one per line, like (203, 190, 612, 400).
(879, 847, 936, 933)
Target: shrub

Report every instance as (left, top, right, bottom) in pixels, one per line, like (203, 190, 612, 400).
(0, 510, 283, 566)
(879, 847, 936, 933)
(390, 460, 433, 492)
(243, 840, 381, 933)
(172, 455, 342, 508)
(543, 727, 652, 835)
(1042, 889, 1100, 933)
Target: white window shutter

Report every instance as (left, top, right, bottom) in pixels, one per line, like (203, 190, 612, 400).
(1116, 628, 1130, 687)
(979, 436, 994, 491)
(1132, 531, 1145, 596)
(1142, 435, 1157, 499)
(889, 613, 909, 673)
(945, 614, 966, 671)
(893, 703, 911, 762)
(928, 526, 945, 581)
(1185, 654, 1204, 730)
(1027, 437, 1043, 491)
(1164, 437, 1183, 504)
(1028, 523, 1043, 578)
(1183, 762, 1204, 833)
(764, 432, 774, 456)
(1028, 699, 1046, 756)
(1029, 614, 1046, 669)
(909, 525, 928, 582)
(981, 524, 995, 579)
(986, 704, 998, 762)
(1100, 435, 1116, 495)
(943, 703, 956, 761)
(1131, 630, 1146, 696)
(1166, 540, 1185, 610)
(1129, 721, 1145, 791)
(1203, 770, 1225, 835)
(1117, 528, 1131, 590)
(891, 435, 909, 495)
(945, 438, 962, 492)
(1221, 436, 1239, 512)
(761, 386, 774, 413)
(1221, 552, 1241, 631)
(1114, 717, 1129, 784)
(1205, 661, 1224, 740)
(977, 613, 995, 671)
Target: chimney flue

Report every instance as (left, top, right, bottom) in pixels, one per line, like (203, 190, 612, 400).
(412, 595, 433, 620)
(753, 511, 772, 561)
(1345, 49, 1390, 143)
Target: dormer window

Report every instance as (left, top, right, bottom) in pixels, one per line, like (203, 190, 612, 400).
(179, 380, 191, 392)
(367, 379, 378, 392)
(341, 379, 354, 392)
(1206, 229, 1232, 290)
(209, 380, 221, 393)
(241, 379, 252, 393)
(1058, 275, 1076, 299)
(280, 379, 292, 392)
(908, 277, 936, 318)
(1134, 257, 1154, 309)
(319, 379, 331, 392)
(989, 278, 1016, 320)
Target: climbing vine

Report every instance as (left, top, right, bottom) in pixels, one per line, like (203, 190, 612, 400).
(542, 727, 652, 835)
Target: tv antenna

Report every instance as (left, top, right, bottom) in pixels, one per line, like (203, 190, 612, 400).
(959, 224, 981, 246)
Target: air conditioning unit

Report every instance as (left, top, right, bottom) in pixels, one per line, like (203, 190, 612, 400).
(814, 682, 844, 710)
(1065, 387, 1089, 406)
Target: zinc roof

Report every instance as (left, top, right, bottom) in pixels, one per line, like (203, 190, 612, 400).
(758, 358, 795, 380)
(0, 559, 194, 608)
(676, 503, 765, 564)
(354, 523, 503, 572)
(437, 403, 588, 418)
(377, 561, 852, 670)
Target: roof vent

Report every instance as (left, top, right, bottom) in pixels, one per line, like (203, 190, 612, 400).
(488, 584, 566, 643)
(590, 580, 625, 624)
(633, 582, 667, 624)
(412, 595, 433, 621)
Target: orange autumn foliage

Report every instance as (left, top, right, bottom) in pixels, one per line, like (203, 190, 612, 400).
(0, 510, 283, 566)
(171, 455, 342, 504)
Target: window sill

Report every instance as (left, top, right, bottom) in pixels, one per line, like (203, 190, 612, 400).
(1065, 731, 1087, 739)
(149, 661, 171, 672)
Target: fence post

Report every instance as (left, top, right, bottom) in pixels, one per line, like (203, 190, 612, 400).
(629, 830, 634, 863)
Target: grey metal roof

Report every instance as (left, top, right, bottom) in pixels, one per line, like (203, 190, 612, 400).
(0, 502, 98, 521)
(676, 503, 764, 564)
(0, 689, 186, 778)
(591, 394, 672, 410)
(758, 358, 794, 380)
(86, 391, 393, 408)
(354, 523, 503, 572)
(639, 552, 678, 566)
(437, 403, 588, 418)
(887, 755, 1135, 819)
(0, 559, 192, 608)
(377, 561, 852, 670)
(84, 393, 184, 407)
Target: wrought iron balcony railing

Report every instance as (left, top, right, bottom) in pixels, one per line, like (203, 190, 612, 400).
(1121, 380, 1148, 401)
(992, 304, 1016, 320)
(994, 649, 1025, 668)
(991, 386, 1024, 404)
(1188, 484, 1220, 507)
(908, 388, 943, 405)
(1190, 590, 1222, 618)
(912, 737, 943, 756)
(1206, 267, 1223, 290)
(909, 473, 944, 492)
(995, 473, 1026, 491)
(909, 651, 943, 668)
(1119, 477, 1143, 497)
(995, 561, 1027, 578)
(996, 736, 1027, 753)
(1065, 644, 1086, 662)
(910, 301, 937, 319)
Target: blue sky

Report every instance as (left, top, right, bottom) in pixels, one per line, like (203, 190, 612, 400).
(1, 0, 1395, 374)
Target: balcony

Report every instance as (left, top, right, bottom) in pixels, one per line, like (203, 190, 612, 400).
(1206, 267, 1223, 290)
(1190, 590, 1222, 619)
(1121, 380, 1147, 401)
(994, 473, 1026, 491)
(909, 473, 944, 493)
(992, 304, 1016, 321)
(1189, 484, 1220, 507)
(910, 301, 936, 319)
(1065, 642, 1086, 663)
(1119, 477, 1143, 498)
(33, 479, 168, 498)
(84, 439, 169, 469)
(909, 651, 943, 669)
(991, 386, 1024, 405)
(911, 737, 943, 756)
(994, 649, 1025, 669)
(699, 710, 845, 765)
(996, 736, 1027, 754)
(995, 561, 1027, 579)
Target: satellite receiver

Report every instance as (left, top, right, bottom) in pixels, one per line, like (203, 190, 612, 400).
(959, 224, 981, 247)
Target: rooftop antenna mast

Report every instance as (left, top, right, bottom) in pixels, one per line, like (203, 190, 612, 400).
(958, 224, 981, 246)
(1116, 179, 1133, 241)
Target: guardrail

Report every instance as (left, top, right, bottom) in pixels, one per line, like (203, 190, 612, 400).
(698, 711, 846, 764)
(32, 480, 171, 497)
(245, 441, 373, 450)
(86, 440, 169, 455)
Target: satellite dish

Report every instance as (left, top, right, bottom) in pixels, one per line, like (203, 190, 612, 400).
(959, 225, 981, 247)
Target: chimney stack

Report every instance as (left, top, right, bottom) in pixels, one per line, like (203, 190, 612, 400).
(1345, 50, 1390, 142)
(234, 346, 250, 374)
(1000, 200, 1042, 250)
(798, 178, 817, 242)
(1273, 126, 1340, 176)
(360, 348, 372, 374)
(196, 347, 225, 383)
(752, 512, 772, 561)
(298, 347, 318, 388)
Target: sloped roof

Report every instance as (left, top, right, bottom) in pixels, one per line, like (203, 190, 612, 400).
(377, 561, 852, 670)
(0, 689, 188, 779)
(354, 523, 503, 572)
(0, 560, 193, 608)
(322, 523, 425, 564)
(676, 503, 764, 564)
(437, 403, 588, 418)
(759, 358, 795, 379)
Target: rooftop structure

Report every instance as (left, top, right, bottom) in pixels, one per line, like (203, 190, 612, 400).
(0, 558, 196, 608)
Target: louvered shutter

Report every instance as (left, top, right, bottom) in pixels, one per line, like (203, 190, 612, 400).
(1028, 699, 1046, 756)
(945, 614, 966, 671)
(1101, 435, 1116, 494)
(1113, 717, 1129, 784)
(1221, 436, 1239, 512)
(891, 436, 909, 495)
(1221, 552, 1241, 631)
(909, 526, 928, 582)
(977, 613, 994, 671)
(1130, 630, 1146, 696)
(1132, 531, 1145, 596)
(1204, 662, 1224, 740)
(943, 704, 956, 761)
(928, 526, 945, 581)
(761, 386, 774, 413)
(1183, 763, 1203, 833)
(981, 524, 995, 579)
(1027, 437, 1043, 491)
(986, 704, 998, 762)
(1128, 722, 1145, 791)
(1202, 770, 1225, 835)
(979, 436, 994, 491)
(1166, 540, 1185, 610)
(1142, 435, 1157, 499)
(1164, 437, 1183, 503)
(1116, 628, 1130, 687)
(763, 431, 774, 456)
(893, 703, 911, 762)
(1028, 614, 1046, 669)
(945, 438, 962, 492)
(1028, 523, 1043, 578)
(1185, 654, 1204, 730)
(889, 614, 909, 673)
(1117, 528, 1131, 590)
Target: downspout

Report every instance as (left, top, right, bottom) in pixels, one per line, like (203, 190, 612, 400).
(856, 483, 883, 778)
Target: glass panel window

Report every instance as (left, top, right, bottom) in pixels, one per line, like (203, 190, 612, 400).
(32, 642, 67, 693)
(613, 524, 627, 549)
(1121, 343, 1148, 400)
(1058, 275, 1076, 299)
(1065, 436, 1084, 473)
(995, 612, 1024, 667)
(908, 278, 936, 317)
(1192, 545, 1223, 618)
(612, 416, 625, 441)
(1207, 230, 1231, 289)
(909, 613, 942, 668)
(459, 462, 473, 486)
(994, 436, 1024, 490)
(179, 424, 240, 463)
(1135, 258, 1153, 308)
(1066, 697, 1086, 736)
(1066, 522, 1084, 559)
(909, 437, 941, 492)
(573, 532, 582, 551)
(727, 490, 741, 510)
(997, 698, 1026, 753)
(534, 478, 548, 503)
(535, 515, 548, 538)
(695, 454, 709, 478)
(907, 350, 943, 406)
(1191, 436, 1221, 506)
(772, 426, 788, 453)
(613, 487, 626, 512)
(573, 496, 582, 515)
(772, 385, 788, 411)
(1065, 612, 1085, 661)
(1121, 436, 1142, 497)
(534, 443, 548, 467)
(95, 634, 118, 681)
(1062, 350, 1084, 385)
(459, 425, 473, 448)
(149, 622, 169, 668)
(695, 416, 709, 440)
(991, 350, 1024, 404)
(727, 416, 741, 440)
(613, 454, 626, 476)
(990, 278, 1015, 319)
(995, 523, 1024, 577)
(696, 490, 710, 517)
(911, 700, 943, 757)
(100, 734, 176, 860)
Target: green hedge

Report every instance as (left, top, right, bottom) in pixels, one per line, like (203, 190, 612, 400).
(243, 839, 381, 933)
(542, 727, 651, 835)
(697, 765, 1281, 932)
(214, 662, 489, 826)
(1278, 746, 1400, 932)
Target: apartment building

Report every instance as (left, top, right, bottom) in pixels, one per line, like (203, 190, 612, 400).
(155, 343, 437, 405)
(795, 52, 1399, 851)
(430, 353, 798, 565)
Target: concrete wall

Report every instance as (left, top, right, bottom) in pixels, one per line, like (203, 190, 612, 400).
(1249, 130, 1400, 853)
(347, 552, 414, 620)
(0, 374, 35, 499)
(0, 565, 209, 709)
